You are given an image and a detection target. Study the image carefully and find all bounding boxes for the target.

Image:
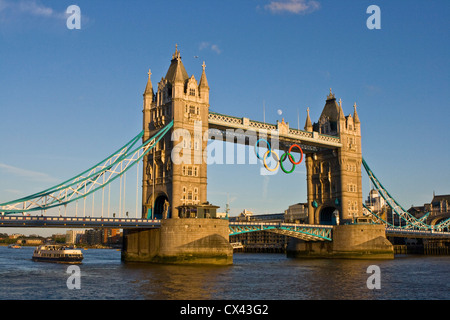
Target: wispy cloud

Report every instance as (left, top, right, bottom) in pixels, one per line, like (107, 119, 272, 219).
(0, 0, 60, 17)
(0, 0, 80, 24)
(17, 0, 54, 17)
(199, 41, 222, 54)
(264, 0, 321, 15)
(364, 84, 382, 96)
(0, 162, 58, 183)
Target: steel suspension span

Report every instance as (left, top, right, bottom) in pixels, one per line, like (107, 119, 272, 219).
(0, 121, 174, 215)
(229, 221, 332, 241)
(362, 158, 450, 232)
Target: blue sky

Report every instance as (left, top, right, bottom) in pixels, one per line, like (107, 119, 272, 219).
(0, 0, 449, 235)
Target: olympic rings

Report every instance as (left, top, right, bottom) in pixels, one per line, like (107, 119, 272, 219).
(263, 150, 279, 172)
(288, 144, 304, 165)
(255, 139, 271, 160)
(280, 152, 295, 174)
(256, 140, 304, 173)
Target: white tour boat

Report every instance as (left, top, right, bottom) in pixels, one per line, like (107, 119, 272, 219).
(32, 245, 83, 263)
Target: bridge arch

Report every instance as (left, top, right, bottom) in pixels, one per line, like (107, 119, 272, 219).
(430, 213, 450, 231)
(318, 206, 339, 225)
(152, 193, 170, 219)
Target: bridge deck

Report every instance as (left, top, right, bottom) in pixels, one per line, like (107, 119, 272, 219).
(0, 215, 161, 229)
(2, 215, 449, 240)
(385, 227, 450, 239)
(208, 111, 342, 151)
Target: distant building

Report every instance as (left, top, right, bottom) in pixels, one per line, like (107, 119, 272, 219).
(84, 229, 102, 245)
(229, 209, 284, 222)
(216, 212, 228, 219)
(365, 189, 386, 213)
(430, 194, 450, 215)
(407, 206, 426, 218)
(229, 230, 287, 253)
(230, 209, 254, 221)
(408, 193, 450, 219)
(66, 230, 85, 244)
(228, 209, 287, 252)
(284, 203, 308, 223)
(20, 239, 43, 246)
(52, 233, 66, 243)
(102, 228, 122, 245)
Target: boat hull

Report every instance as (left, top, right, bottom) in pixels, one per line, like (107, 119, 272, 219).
(32, 256, 83, 264)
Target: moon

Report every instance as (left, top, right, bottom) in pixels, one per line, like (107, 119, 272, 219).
(277, 109, 282, 116)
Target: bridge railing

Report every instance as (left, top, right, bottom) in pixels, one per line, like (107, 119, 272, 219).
(0, 214, 161, 229)
(208, 111, 341, 147)
(229, 221, 333, 241)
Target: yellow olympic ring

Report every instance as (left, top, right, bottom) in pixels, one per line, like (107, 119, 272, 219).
(263, 149, 280, 172)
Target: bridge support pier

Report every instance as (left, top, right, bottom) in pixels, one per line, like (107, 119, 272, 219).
(121, 219, 233, 265)
(287, 224, 394, 259)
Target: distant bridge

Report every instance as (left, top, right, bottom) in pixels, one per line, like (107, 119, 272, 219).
(0, 215, 333, 241)
(2, 214, 449, 241)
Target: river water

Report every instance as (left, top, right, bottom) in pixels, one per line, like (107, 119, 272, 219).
(0, 246, 448, 300)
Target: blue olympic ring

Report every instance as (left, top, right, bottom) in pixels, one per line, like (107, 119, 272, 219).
(255, 139, 271, 160)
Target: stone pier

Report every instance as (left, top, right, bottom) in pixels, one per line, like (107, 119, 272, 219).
(122, 218, 233, 265)
(287, 224, 394, 259)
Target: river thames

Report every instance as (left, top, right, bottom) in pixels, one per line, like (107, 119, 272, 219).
(0, 246, 448, 300)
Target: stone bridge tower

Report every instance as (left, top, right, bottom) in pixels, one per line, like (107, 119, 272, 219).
(142, 45, 210, 219)
(305, 89, 363, 225)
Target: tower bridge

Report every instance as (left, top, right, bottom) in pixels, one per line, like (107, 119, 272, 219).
(1, 45, 449, 264)
(142, 46, 362, 228)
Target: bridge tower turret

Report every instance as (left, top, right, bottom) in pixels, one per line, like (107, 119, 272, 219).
(305, 90, 363, 225)
(142, 45, 210, 219)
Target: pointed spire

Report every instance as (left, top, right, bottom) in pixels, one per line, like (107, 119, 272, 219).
(304, 107, 312, 131)
(338, 98, 345, 119)
(144, 68, 153, 96)
(165, 44, 189, 83)
(199, 61, 209, 89)
(172, 43, 181, 61)
(353, 102, 360, 123)
(327, 88, 335, 100)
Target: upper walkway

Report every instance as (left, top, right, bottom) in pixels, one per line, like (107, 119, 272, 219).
(208, 111, 342, 150)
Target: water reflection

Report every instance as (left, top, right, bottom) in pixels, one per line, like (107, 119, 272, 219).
(124, 263, 232, 299)
(120, 254, 387, 300)
(0, 247, 448, 300)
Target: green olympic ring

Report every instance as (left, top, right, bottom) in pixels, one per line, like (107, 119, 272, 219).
(280, 152, 295, 174)
(255, 139, 304, 174)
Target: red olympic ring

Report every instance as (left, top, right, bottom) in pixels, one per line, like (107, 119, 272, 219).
(288, 144, 304, 165)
